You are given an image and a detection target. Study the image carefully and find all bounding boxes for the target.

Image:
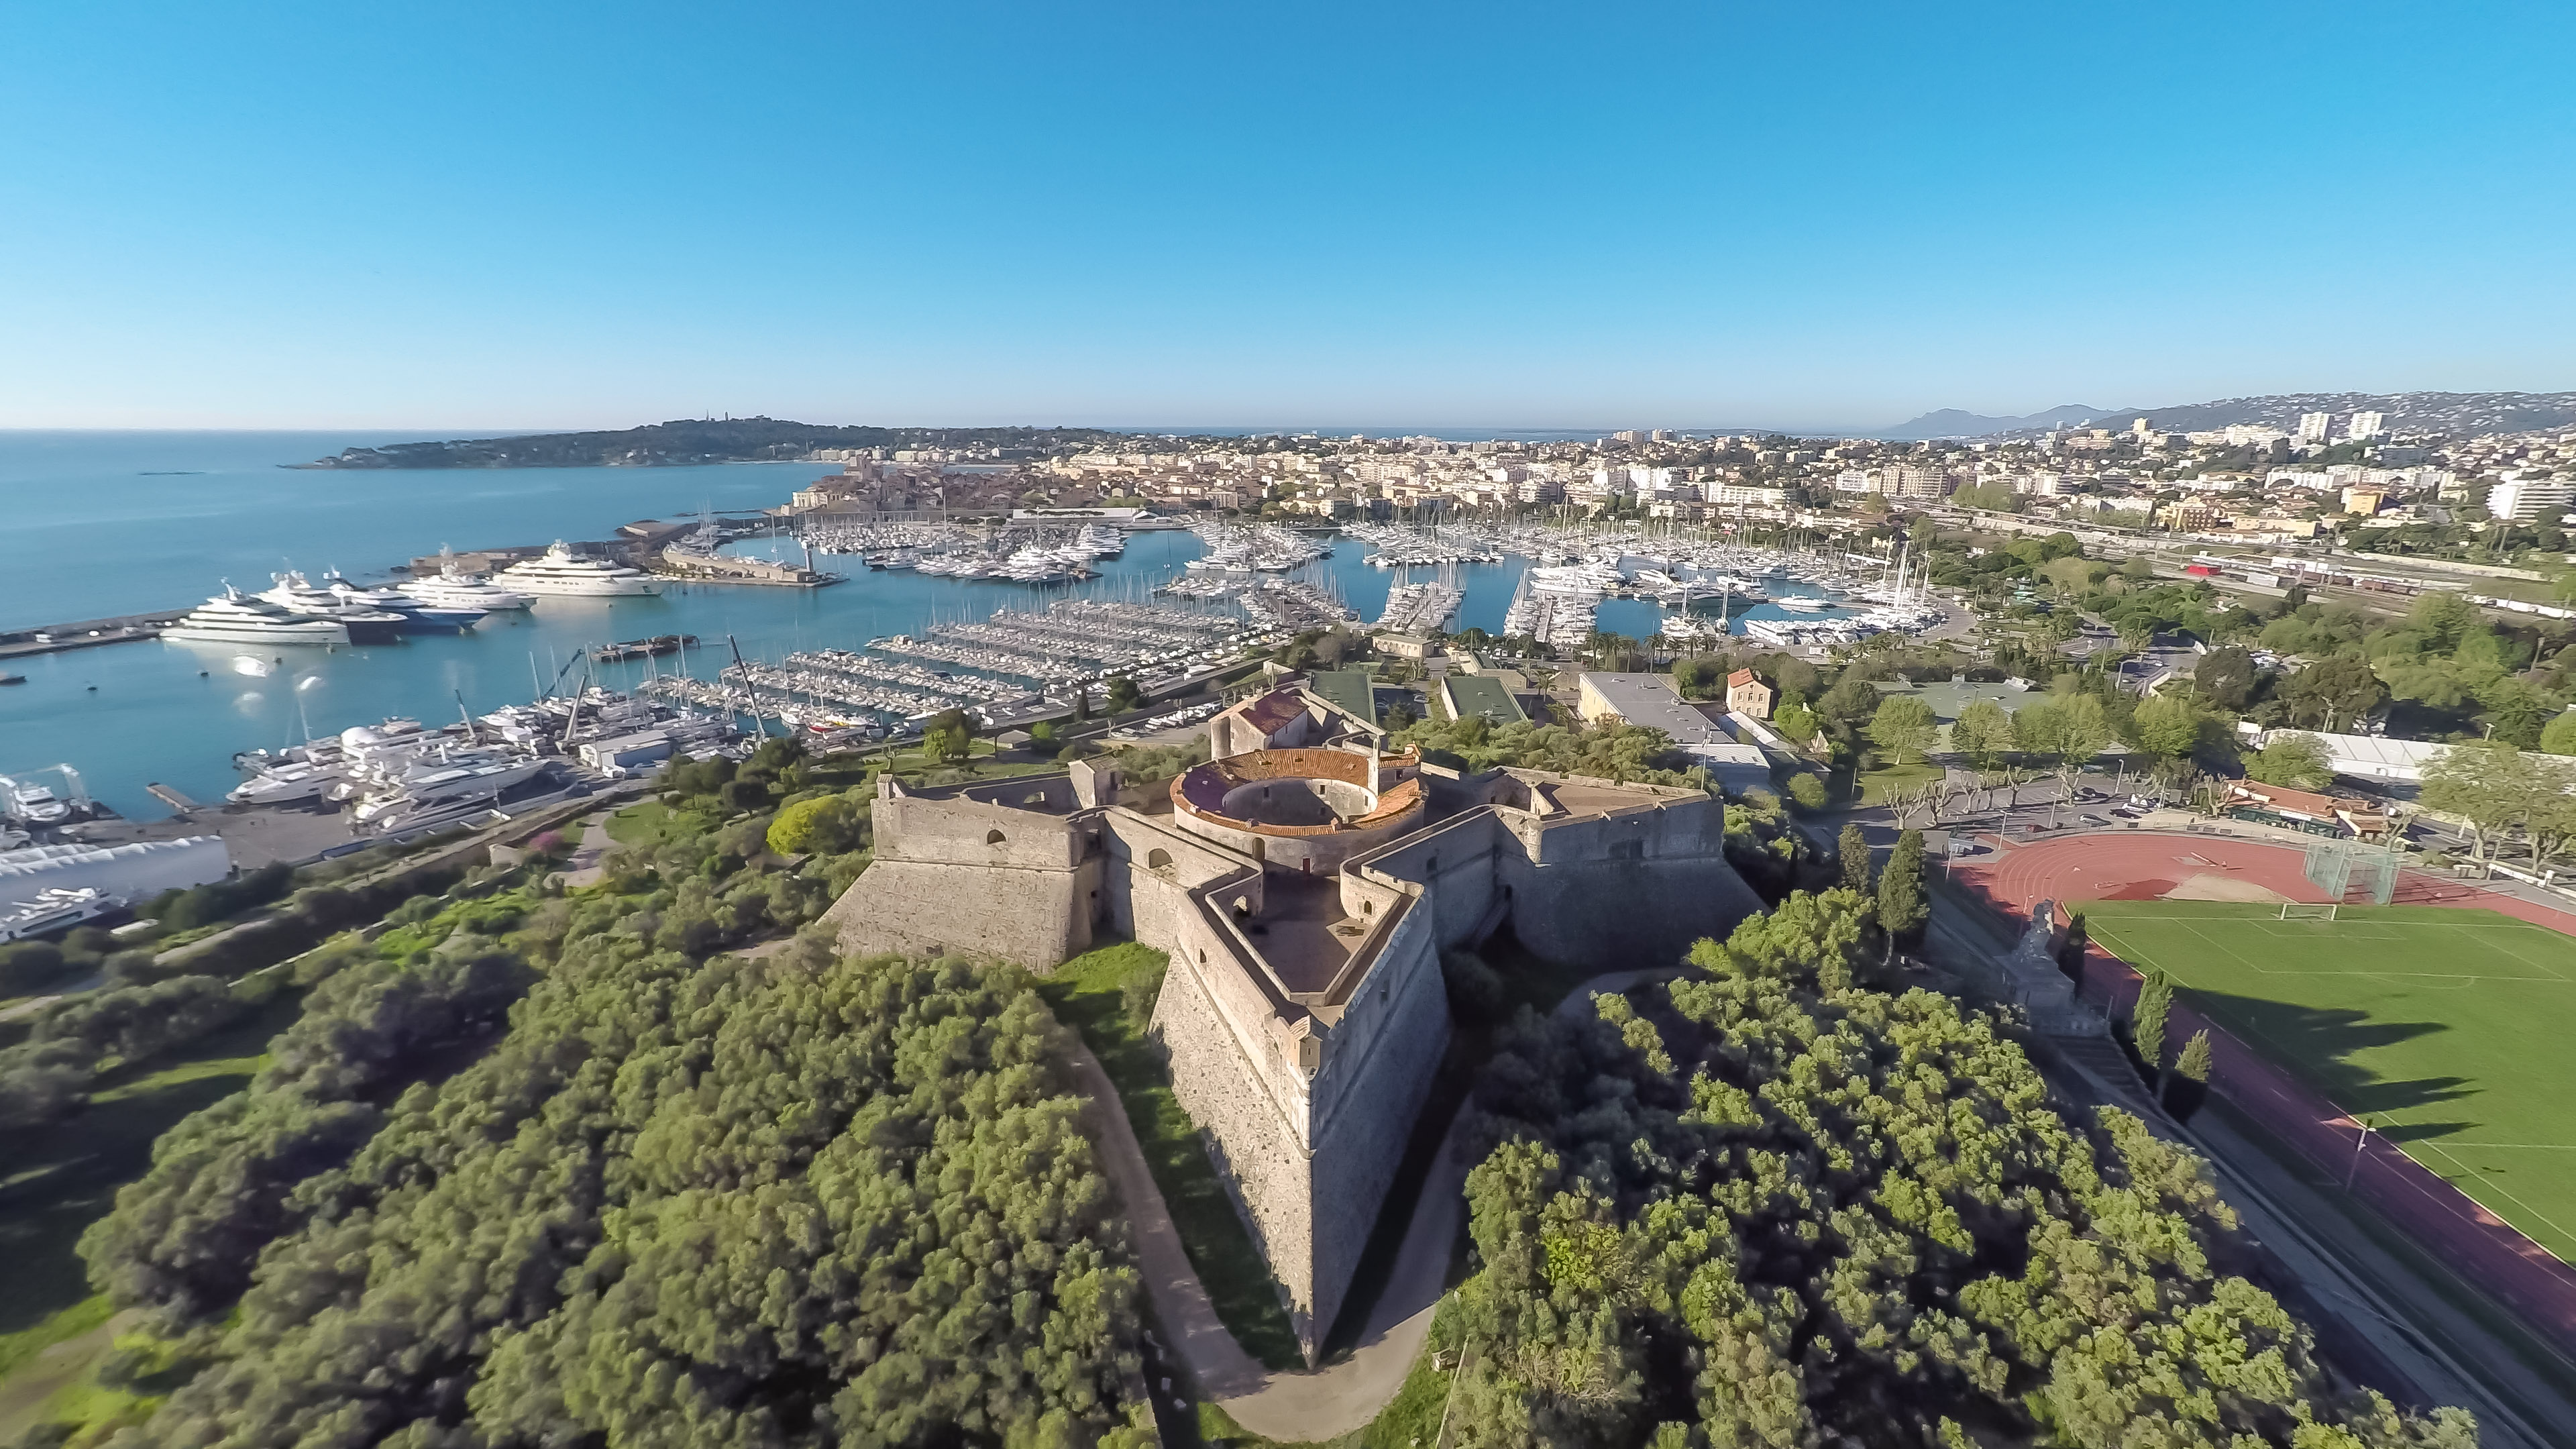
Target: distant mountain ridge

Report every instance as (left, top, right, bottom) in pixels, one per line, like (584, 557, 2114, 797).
(1877, 390, 2576, 441)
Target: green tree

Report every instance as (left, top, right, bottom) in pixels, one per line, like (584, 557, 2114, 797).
(2278, 654, 2389, 732)
(1876, 829, 1927, 963)
(765, 793, 861, 856)
(1687, 886, 1867, 993)
(1816, 677, 1882, 727)
(2131, 692, 2202, 761)
(920, 707, 974, 762)
(2542, 709, 2576, 758)
(1786, 773, 1828, 812)
(2170, 1028, 2214, 1114)
(1773, 698, 1819, 746)
(1104, 676, 1144, 713)
(1951, 698, 2017, 769)
(2246, 731, 2334, 789)
(1866, 694, 1938, 765)
(2133, 971, 2174, 1094)
(1837, 822, 1873, 896)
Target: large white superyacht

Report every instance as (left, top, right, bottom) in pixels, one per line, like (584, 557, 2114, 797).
(494, 541, 663, 597)
(250, 572, 411, 643)
(405, 547, 535, 610)
(161, 586, 352, 647)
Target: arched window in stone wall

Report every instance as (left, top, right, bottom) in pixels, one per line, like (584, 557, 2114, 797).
(985, 829, 1008, 845)
(1148, 848, 1173, 869)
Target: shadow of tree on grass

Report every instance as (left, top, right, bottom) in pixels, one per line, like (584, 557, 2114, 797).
(2183, 987, 2473, 1120)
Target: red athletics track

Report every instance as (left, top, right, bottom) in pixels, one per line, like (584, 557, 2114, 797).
(1949, 829, 2576, 933)
(1946, 827, 2576, 1360)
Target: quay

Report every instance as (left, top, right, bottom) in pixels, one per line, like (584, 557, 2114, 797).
(0, 608, 187, 660)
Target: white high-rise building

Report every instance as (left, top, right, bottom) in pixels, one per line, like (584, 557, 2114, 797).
(2486, 478, 2573, 522)
(2297, 412, 2333, 443)
(2347, 411, 2388, 442)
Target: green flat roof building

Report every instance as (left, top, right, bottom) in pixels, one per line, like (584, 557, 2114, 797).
(1307, 668, 1380, 728)
(1438, 672, 1527, 726)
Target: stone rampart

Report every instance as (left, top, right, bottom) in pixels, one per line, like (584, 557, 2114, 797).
(824, 773, 1105, 968)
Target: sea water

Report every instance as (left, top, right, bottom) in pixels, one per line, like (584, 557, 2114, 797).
(0, 432, 1835, 818)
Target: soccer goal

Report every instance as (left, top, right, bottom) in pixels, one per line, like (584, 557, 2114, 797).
(2303, 839, 2400, 906)
(2279, 902, 2340, 921)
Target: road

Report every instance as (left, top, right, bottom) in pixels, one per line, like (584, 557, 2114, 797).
(1928, 879, 2576, 1448)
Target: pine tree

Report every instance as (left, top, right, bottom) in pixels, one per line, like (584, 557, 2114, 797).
(2175, 1028, 2211, 1082)
(1838, 822, 1874, 897)
(2133, 972, 2174, 1096)
(1876, 830, 1927, 965)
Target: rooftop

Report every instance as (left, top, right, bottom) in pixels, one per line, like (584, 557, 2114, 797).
(1578, 672, 1729, 745)
(1305, 669, 1379, 728)
(1440, 674, 1526, 726)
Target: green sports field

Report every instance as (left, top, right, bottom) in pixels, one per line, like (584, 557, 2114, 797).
(2078, 900, 2576, 1263)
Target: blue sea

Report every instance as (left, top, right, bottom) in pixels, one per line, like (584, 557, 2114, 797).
(0, 431, 1814, 819)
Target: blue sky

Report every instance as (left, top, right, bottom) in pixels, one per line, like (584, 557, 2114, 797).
(2, 0, 2569, 433)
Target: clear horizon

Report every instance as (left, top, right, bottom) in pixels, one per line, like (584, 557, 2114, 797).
(3, 0, 2570, 430)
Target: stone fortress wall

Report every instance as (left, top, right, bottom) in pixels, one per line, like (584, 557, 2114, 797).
(823, 685, 1765, 1362)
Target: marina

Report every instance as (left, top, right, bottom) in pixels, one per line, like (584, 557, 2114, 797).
(1, 439, 1954, 822)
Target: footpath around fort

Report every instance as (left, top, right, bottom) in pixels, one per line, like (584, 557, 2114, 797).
(822, 680, 1766, 1364)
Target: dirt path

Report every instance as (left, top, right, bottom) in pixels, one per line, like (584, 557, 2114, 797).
(553, 810, 621, 889)
(1068, 967, 1679, 1442)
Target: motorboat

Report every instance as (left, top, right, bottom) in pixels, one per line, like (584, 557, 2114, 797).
(348, 758, 580, 837)
(160, 586, 351, 647)
(251, 572, 409, 643)
(494, 541, 663, 597)
(318, 572, 488, 633)
(407, 548, 535, 610)
(2, 777, 73, 826)
(0, 886, 119, 943)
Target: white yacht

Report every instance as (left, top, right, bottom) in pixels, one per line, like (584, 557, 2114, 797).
(407, 547, 535, 610)
(3, 777, 72, 827)
(161, 586, 352, 647)
(1, 887, 118, 943)
(317, 572, 488, 633)
(252, 572, 410, 643)
(494, 541, 663, 597)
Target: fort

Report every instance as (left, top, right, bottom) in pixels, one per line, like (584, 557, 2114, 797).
(822, 680, 1766, 1360)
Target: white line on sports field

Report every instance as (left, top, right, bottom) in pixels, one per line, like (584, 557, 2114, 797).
(2414, 1138, 2576, 1258)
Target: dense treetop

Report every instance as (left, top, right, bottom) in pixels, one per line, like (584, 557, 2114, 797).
(1450, 888, 2475, 1448)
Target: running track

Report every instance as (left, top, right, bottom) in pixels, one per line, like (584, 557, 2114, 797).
(1945, 828, 2576, 1361)
(1950, 829, 2576, 933)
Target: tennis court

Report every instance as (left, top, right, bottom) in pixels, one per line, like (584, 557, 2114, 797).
(2079, 899, 2576, 1263)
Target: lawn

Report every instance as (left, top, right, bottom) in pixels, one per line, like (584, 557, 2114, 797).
(2078, 900, 2576, 1262)
(1854, 761, 1941, 806)
(1037, 941, 1306, 1371)
(0, 994, 300, 1339)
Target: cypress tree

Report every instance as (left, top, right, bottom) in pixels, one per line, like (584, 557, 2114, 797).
(1876, 830, 1927, 965)
(2133, 972, 2174, 1095)
(1838, 822, 1874, 896)
(2167, 1028, 2214, 1118)
(2175, 1027, 2212, 1083)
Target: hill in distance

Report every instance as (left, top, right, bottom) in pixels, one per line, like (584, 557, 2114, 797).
(297, 418, 1130, 470)
(1877, 390, 2576, 441)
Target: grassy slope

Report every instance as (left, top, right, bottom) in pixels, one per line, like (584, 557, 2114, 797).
(1038, 941, 1306, 1371)
(2080, 899, 2576, 1260)
(0, 995, 301, 1338)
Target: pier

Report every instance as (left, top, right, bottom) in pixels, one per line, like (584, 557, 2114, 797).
(0, 609, 189, 659)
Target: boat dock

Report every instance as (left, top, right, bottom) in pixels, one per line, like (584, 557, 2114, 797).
(0, 609, 189, 659)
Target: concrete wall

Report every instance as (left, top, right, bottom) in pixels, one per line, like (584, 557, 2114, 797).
(823, 776, 1106, 969)
(1301, 896, 1448, 1348)
(1150, 946, 1320, 1346)
(824, 856, 1103, 968)
(1347, 810, 1511, 952)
